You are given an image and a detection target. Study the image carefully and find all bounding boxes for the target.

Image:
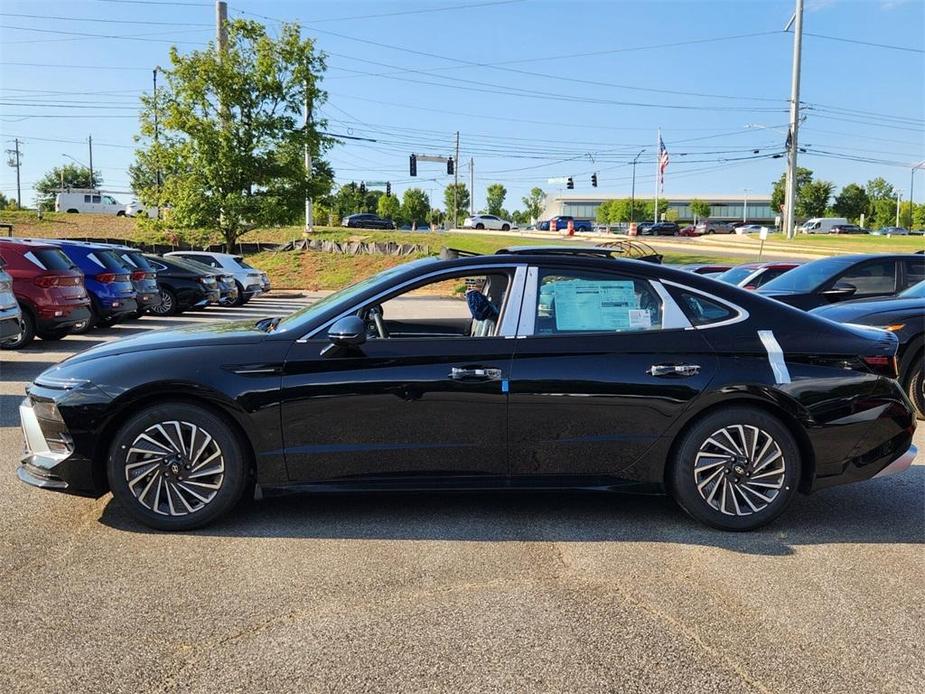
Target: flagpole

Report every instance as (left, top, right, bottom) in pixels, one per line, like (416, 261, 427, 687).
(654, 128, 660, 222)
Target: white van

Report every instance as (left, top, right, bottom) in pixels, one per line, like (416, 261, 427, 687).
(800, 217, 848, 234)
(55, 189, 125, 215)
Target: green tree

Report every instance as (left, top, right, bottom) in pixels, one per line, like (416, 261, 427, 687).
(485, 183, 507, 216)
(401, 188, 430, 229)
(833, 183, 869, 222)
(521, 187, 546, 222)
(444, 183, 470, 227)
(797, 180, 834, 218)
(866, 177, 895, 201)
(377, 194, 400, 223)
(35, 164, 101, 210)
(689, 198, 711, 221)
(510, 210, 530, 225)
(770, 167, 813, 214)
(132, 18, 331, 247)
(428, 208, 445, 227)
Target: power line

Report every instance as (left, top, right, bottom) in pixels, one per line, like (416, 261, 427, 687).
(0, 24, 210, 45)
(804, 31, 924, 54)
(0, 61, 151, 70)
(304, 0, 526, 24)
(0, 12, 211, 26)
(95, 0, 210, 6)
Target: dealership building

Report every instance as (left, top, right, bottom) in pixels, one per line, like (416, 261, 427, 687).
(541, 193, 775, 223)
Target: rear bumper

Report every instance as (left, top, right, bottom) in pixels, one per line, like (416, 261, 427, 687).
(134, 290, 162, 310)
(35, 305, 91, 332)
(874, 444, 917, 478)
(98, 297, 139, 318)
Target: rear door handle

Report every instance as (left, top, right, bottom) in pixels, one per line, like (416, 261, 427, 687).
(450, 367, 503, 381)
(648, 364, 701, 378)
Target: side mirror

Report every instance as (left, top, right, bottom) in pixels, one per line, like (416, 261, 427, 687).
(328, 315, 367, 347)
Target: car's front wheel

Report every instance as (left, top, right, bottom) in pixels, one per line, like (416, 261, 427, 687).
(906, 360, 924, 420)
(107, 402, 250, 530)
(149, 288, 178, 315)
(1, 310, 34, 349)
(668, 406, 801, 531)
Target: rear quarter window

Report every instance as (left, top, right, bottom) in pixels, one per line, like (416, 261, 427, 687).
(669, 288, 737, 327)
(29, 248, 75, 271)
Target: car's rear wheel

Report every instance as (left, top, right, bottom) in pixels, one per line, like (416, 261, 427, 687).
(906, 361, 925, 420)
(668, 407, 801, 531)
(475, 223, 484, 229)
(1, 309, 34, 349)
(501, 224, 510, 231)
(149, 288, 178, 316)
(233, 282, 246, 306)
(107, 403, 249, 531)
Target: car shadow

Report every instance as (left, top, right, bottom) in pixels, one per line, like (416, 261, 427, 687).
(97, 466, 925, 556)
(3, 338, 108, 356)
(0, 360, 62, 382)
(0, 393, 24, 426)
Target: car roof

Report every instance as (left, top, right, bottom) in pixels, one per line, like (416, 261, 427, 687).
(0, 237, 61, 250)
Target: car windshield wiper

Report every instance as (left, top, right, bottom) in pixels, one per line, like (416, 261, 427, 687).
(256, 316, 282, 333)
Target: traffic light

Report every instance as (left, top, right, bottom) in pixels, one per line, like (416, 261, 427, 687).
(359, 182, 366, 195)
(566, 177, 574, 190)
(591, 173, 598, 187)
(447, 157, 454, 175)
(409, 154, 417, 177)
(386, 181, 391, 196)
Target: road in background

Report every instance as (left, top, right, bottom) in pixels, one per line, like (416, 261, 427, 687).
(1, 295, 923, 693)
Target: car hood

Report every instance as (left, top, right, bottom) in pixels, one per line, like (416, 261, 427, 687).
(811, 296, 925, 323)
(56, 318, 274, 367)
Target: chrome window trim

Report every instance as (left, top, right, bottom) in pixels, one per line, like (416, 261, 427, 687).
(297, 262, 528, 342)
(662, 279, 750, 329)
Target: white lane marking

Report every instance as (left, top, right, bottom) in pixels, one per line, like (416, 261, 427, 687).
(758, 330, 791, 385)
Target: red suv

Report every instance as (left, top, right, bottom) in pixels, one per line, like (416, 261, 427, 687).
(0, 238, 91, 348)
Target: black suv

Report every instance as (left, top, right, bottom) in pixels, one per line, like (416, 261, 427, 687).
(640, 222, 680, 236)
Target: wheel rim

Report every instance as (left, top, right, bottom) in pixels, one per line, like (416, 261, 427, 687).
(693, 425, 786, 516)
(124, 420, 225, 516)
(151, 290, 172, 314)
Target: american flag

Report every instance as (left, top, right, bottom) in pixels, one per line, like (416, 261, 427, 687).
(657, 133, 670, 191)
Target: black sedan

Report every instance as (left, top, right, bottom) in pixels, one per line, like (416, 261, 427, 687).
(758, 253, 925, 310)
(17, 247, 917, 532)
(143, 254, 221, 315)
(342, 213, 395, 230)
(812, 280, 925, 419)
(639, 222, 680, 236)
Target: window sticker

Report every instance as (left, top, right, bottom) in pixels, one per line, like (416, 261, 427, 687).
(628, 309, 652, 329)
(550, 280, 640, 331)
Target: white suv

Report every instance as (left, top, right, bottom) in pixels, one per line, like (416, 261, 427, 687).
(165, 251, 270, 305)
(463, 214, 515, 231)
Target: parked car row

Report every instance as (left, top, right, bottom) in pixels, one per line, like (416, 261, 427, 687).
(0, 238, 270, 349)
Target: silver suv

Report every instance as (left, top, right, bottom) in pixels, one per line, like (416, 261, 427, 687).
(165, 251, 270, 305)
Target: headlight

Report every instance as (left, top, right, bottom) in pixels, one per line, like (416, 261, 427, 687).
(878, 324, 905, 332)
(31, 399, 64, 423)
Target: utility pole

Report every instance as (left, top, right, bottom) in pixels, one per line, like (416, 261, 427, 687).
(6, 138, 22, 208)
(630, 148, 645, 224)
(783, 0, 804, 240)
(88, 135, 94, 189)
(453, 131, 460, 228)
(216, 1, 227, 54)
(303, 62, 314, 236)
(469, 157, 474, 215)
(153, 68, 161, 194)
(896, 190, 902, 227)
(743, 188, 750, 223)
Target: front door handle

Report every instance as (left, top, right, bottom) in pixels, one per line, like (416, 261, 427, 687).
(648, 364, 701, 378)
(449, 367, 503, 381)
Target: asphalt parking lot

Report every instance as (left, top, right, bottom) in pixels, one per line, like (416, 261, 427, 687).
(1, 294, 923, 694)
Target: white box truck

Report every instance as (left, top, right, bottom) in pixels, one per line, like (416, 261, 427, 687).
(800, 217, 848, 234)
(55, 189, 125, 215)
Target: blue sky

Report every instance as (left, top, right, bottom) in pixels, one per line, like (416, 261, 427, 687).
(1, 0, 923, 213)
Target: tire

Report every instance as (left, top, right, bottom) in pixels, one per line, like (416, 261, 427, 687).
(1, 309, 34, 349)
(149, 288, 178, 316)
(36, 328, 69, 341)
(668, 406, 801, 531)
(69, 305, 98, 334)
(706, 229, 714, 235)
(475, 223, 484, 229)
(107, 402, 250, 531)
(501, 224, 510, 231)
(116, 210, 126, 217)
(66, 209, 79, 214)
(906, 362, 925, 421)
(232, 282, 246, 306)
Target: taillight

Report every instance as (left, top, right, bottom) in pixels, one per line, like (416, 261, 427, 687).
(33, 275, 60, 288)
(862, 355, 898, 379)
(145, 272, 156, 280)
(95, 272, 115, 283)
(131, 270, 145, 281)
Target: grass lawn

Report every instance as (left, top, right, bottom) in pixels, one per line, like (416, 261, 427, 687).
(758, 232, 924, 253)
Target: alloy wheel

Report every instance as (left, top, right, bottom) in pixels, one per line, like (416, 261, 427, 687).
(693, 425, 786, 516)
(124, 420, 225, 516)
(151, 289, 173, 315)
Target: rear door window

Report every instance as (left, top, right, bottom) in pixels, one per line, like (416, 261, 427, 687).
(902, 258, 924, 288)
(89, 250, 131, 271)
(26, 248, 75, 271)
(833, 260, 897, 295)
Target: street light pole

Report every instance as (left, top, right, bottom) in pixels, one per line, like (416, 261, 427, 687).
(743, 188, 750, 223)
(896, 189, 902, 227)
(783, 0, 804, 240)
(630, 148, 645, 224)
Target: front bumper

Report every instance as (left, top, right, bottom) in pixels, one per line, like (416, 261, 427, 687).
(0, 313, 22, 342)
(17, 398, 101, 497)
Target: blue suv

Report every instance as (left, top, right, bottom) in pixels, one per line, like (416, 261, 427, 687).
(40, 240, 138, 331)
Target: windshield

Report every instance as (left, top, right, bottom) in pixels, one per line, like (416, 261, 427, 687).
(899, 280, 925, 298)
(124, 251, 155, 272)
(716, 266, 756, 285)
(760, 257, 854, 292)
(276, 257, 438, 332)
